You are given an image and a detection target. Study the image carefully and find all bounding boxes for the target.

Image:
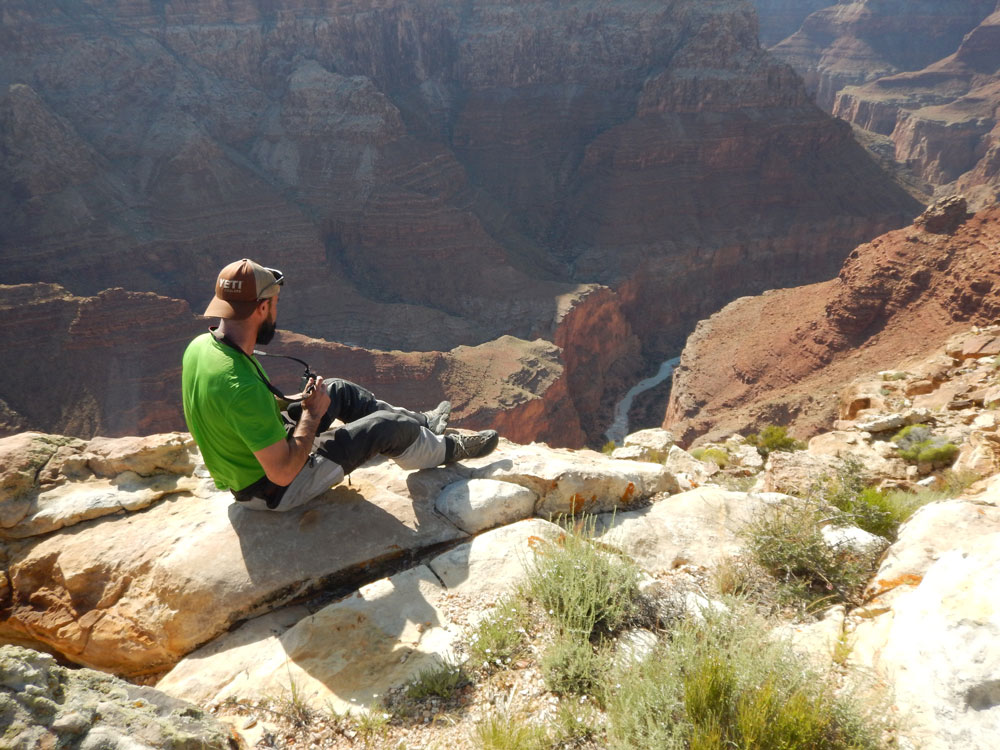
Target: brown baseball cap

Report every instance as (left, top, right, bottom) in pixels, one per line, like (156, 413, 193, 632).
(204, 259, 284, 319)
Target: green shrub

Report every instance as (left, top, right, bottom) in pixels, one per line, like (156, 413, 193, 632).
(540, 634, 608, 697)
(601, 440, 617, 455)
(406, 659, 469, 699)
(523, 517, 640, 641)
(466, 597, 528, 671)
(820, 458, 970, 542)
(745, 425, 806, 458)
(743, 497, 884, 609)
(552, 699, 601, 747)
(891, 424, 959, 465)
(604, 608, 887, 750)
(691, 447, 729, 467)
(474, 709, 549, 750)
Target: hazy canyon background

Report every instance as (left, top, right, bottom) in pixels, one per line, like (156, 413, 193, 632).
(2, 0, 999, 448)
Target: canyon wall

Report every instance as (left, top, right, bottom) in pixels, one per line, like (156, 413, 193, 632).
(748, 0, 830, 47)
(664, 198, 1000, 445)
(771, 0, 1000, 208)
(0, 283, 589, 447)
(771, 0, 996, 111)
(0, 0, 920, 444)
(833, 5, 1000, 209)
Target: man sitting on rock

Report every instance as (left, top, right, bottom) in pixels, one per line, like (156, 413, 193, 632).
(182, 258, 499, 511)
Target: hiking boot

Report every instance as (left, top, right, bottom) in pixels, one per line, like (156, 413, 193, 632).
(422, 400, 452, 435)
(445, 430, 499, 463)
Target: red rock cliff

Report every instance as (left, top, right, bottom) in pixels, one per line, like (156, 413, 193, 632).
(771, 0, 996, 111)
(1, 0, 917, 352)
(0, 284, 587, 446)
(665, 199, 1000, 445)
(832, 4, 1000, 208)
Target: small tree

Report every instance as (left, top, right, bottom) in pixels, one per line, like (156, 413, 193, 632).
(745, 425, 805, 458)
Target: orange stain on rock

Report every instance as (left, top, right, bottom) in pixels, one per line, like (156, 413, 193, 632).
(621, 482, 636, 504)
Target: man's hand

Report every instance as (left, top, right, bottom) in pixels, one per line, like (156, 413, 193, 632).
(254, 376, 330, 486)
(301, 375, 330, 418)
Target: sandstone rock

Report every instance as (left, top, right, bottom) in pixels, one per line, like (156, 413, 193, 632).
(2, 457, 469, 677)
(916, 195, 972, 235)
(728, 444, 765, 472)
(1, 432, 204, 539)
(905, 379, 938, 396)
(803, 427, 909, 483)
(622, 428, 675, 455)
(753, 451, 841, 495)
(3, 471, 203, 540)
(82, 433, 198, 477)
(0, 433, 85, 526)
(854, 534, 1000, 750)
(610, 445, 649, 461)
(426, 518, 562, 595)
(0, 645, 236, 750)
(855, 413, 906, 433)
(613, 628, 659, 667)
(663, 445, 718, 486)
(820, 525, 887, 556)
(470, 442, 678, 516)
(3, 433, 659, 676)
(434, 478, 538, 535)
(592, 488, 781, 573)
(166, 565, 458, 717)
(157, 519, 560, 713)
(972, 412, 999, 430)
(953, 429, 1000, 476)
(775, 605, 846, 671)
(867, 498, 1000, 605)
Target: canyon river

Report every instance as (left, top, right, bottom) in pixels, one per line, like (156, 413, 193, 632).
(604, 356, 681, 444)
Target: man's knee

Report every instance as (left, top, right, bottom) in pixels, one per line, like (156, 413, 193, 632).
(325, 378, 378, 423)
(316, 410, 421, 474)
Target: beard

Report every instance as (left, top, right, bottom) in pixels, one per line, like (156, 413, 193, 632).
(256, 317, 277, 346)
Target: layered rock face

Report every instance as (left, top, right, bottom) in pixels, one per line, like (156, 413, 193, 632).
(771, 0, 1000, 207)
(748, 0, 830, 47)
(0, 0, 916, 384)
(771, 0, 996, 110)
(0, 282, 591, 446)
(664, 198, 1000, 445)
(833, 4, 1000, 208)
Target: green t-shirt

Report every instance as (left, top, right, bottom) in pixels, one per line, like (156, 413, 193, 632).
(181, 332, 288, 491)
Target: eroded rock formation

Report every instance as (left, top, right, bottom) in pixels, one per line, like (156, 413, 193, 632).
(748, 0, 830, 47)
(0, 282, 597, 446)
(664, 199, 1000, 445)
(771, 0, 996, 110)
(771, 1, 1000, 206)
(0, 0, 919, 442)
(833, 4, 1000, 208)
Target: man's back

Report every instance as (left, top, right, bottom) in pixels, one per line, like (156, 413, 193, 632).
(181, 332, 286, 491)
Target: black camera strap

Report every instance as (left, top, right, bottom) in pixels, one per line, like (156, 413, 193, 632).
(209, 328, 314, 403)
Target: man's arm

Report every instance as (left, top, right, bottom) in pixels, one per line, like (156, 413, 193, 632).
(253, 376, 331, 486)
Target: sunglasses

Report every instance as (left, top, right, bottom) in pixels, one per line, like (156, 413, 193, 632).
(257, 267, 284, 299)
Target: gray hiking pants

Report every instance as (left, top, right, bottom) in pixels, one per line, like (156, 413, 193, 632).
(233, 379, 446, 512)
